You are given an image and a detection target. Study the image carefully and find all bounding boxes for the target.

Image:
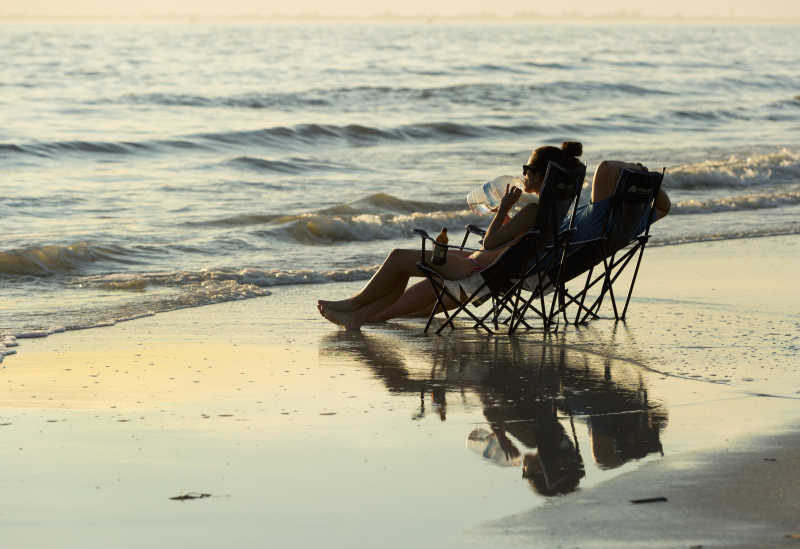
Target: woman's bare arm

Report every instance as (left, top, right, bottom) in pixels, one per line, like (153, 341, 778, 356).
(482, 186, 539, 250)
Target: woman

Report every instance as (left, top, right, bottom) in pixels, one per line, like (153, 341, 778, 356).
(317, 141, 585, 331)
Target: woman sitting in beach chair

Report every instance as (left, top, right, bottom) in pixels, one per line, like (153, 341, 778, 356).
(569, 160, 671, 243)
(317, 143, 670, 331)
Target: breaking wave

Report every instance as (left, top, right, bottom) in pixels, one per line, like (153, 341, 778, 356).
(665, 148, 800, 189)
(0, 242, 138, 276)
(672, 190, 800, 214)
(73, 265, 378, 292)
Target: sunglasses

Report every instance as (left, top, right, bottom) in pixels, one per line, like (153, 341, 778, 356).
(522, 164, 535, 176)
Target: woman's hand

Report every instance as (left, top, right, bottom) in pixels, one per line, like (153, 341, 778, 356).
(499, 184, 522, 212)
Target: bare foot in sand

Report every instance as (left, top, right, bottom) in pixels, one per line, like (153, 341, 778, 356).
(318, 298, 359, 313)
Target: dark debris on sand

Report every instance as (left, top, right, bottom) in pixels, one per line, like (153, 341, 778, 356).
(169, 492, 212, 501)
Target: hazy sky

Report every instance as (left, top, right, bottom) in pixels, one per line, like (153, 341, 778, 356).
(4, 0, 800, 19)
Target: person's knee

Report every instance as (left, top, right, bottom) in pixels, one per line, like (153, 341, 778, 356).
(654, 190, 671, 220)
(386, 248, 416, 264)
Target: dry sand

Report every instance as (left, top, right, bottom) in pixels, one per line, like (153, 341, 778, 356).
(1, 235, 798, 548)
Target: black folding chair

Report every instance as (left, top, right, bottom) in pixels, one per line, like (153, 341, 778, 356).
(551, 167, 665, 325)
(414, 161, 586, 335)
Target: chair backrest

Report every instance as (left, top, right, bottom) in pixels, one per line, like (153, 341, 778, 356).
(480, 161, 585, 295)
(534, 161, 587, 244)
(551, 167, 664, 286)
(603, 168, 664, 252)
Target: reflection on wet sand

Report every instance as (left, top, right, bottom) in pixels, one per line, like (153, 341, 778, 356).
(320, 329, 667, 496)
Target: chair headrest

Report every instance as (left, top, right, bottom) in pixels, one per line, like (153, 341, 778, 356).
(615, 168, 663, 202)
(540, 161, 586, 196)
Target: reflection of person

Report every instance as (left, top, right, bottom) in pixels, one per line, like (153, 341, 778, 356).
(589, 409, 666, 470)
(482, 396, 585, 496)
(561, 358, 667, 471)
(317, 142, 584, 331)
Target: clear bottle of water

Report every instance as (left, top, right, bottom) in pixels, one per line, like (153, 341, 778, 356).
(466, 175, 530, 216)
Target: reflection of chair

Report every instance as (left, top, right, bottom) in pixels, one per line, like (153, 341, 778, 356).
(549, 168, 665, 325)
(414, 161, 586, 334)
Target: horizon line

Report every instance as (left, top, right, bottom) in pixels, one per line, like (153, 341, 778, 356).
(2, 13, 799, 23)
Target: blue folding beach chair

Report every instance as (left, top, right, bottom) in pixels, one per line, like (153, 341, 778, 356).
(414, 161, 586, 334)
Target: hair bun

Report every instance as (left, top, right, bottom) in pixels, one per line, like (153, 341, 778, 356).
(561, 141, 583, 157)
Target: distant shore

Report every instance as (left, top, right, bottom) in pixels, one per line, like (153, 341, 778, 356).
(2, 14, 799, 24)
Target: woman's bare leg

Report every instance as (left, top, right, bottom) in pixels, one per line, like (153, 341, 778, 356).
(366, 279, 461, 322)
(318, 249, 418, 313)
(321, 286, 406, 331)
(320, 252, 476, 330)
(319, 249, 473, 313)
(323, 278, 461, 330)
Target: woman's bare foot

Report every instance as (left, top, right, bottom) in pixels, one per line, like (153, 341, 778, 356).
(320, 306, 366, 332)
(317, 298, 359, 313)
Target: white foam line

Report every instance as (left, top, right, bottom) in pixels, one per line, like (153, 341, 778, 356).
(0, 311, 161, 367)
(114, 312, 156, 323)
(90, 321, 116, 328)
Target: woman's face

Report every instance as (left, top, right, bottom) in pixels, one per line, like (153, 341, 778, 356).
(522, 153, 544, 193)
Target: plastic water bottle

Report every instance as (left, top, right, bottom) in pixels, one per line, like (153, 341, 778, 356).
(467, 175, 529, 216)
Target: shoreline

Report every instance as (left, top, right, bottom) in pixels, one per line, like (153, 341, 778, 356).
(3, 229, 799, 366)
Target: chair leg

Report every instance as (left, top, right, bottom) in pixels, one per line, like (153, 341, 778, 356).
(432, 286, 456, 334)
(437, 286, 494, 335)
(590, 243, 641, 322)
(509, 289, 540, 334)
(578, 245, 608, 324)
(621, 242, 647, 320)
(602, 252, 620, 320)
(574, 264, 594, 325)
(423, 279, 447, 333)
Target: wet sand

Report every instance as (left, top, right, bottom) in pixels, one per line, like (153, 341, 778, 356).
(1, 235, 798, 548)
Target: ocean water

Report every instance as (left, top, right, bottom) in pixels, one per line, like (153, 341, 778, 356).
(1, 21, 799, 340)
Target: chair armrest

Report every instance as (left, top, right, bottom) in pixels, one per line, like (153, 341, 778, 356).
(465, 224, 486, 236)
(413, 228, 431, 239)
(414, 228, 479, 264)
(460, 224, 486, 249)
